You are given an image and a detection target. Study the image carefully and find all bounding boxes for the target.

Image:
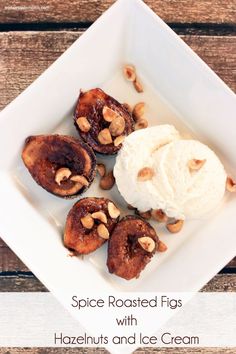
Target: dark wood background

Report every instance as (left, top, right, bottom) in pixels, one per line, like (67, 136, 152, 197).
(0, 0, 235, 353)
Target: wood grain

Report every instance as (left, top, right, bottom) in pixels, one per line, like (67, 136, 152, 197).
(0, 0, 236, 24)
(0, 348, 236, 354)
(0, 274, 235, 292)
(0, 275, 46, 292)
(0, 31, 235, 113)
(0, 240, 28, 272)
(202, 274, 236, 291)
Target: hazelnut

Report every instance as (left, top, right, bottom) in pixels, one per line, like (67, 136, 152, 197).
(151, 209, 168, 223)
(137, 210, 152, 220)
(102, 106, 119, 122)
(166, 220, 184, 233)
(135, 118, 148, 130)
(114, 135, 125, 147)
(226, 177, 236, 193)
(55, 167, 71, 185)
(108, 202, 120, 219)
(123, 103, 132, 113)
(137, 167, 155, 181)
(76, 117, 91, 133)
(138, 236, 155, 253)
(133, 102, 145, 121)
(81, 214, 94, 229)
(98, 128, 113, 145)
(158, 240, 168, 252)
(91, 211, 108, 224)
(97, 224, 110, 240)
(70, 175, 89, 186)
(188, 159, 206, 171)
(123, 65, 136, 82)
(99, 171, 115, 190)
(97, 164, 106, 177)
(133, 78, 144, 93)
(109, 116, 125, 137)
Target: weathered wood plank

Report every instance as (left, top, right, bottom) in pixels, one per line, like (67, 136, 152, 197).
(227, 258, 236, 268)
(0, 348, 236, 354)
(0, 0, 235, 24)
(0, 31, 235, 113)
(0, 31, 81, 111)
(0, 246, 29, 272)
(0, 274, 235, 292)
(0, 275, 47, 292)
(202, 274, 236, 291)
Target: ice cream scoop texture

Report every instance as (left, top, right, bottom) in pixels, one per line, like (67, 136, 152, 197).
(114, 125, 226, 219)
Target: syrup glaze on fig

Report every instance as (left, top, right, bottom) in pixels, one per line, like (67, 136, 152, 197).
(64, 197, 120, 255)
(22, 134, 96, 198)
(107, 215, 159, 280)
(74, 88, 134, 155)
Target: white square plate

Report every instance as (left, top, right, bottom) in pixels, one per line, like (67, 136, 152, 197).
(0, 0, 236, 297)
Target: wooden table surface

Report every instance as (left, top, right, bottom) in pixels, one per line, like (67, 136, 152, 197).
(0, 1, 235, 353)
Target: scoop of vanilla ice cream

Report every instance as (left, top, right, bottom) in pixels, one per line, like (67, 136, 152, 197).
(114, 126, 227, 219)
(151, 140, 226, 219)
(114, 125, 180, 212)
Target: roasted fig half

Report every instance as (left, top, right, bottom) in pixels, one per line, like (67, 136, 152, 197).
(22, 134, 96, 198)
(107, 216, 158, 280)
(74, 88, 134, 155)
(64, 197, 120, 255)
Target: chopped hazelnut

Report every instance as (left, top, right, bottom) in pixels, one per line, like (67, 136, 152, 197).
(109, 116, 125, 137)
(137, 167, 155, 181)
(102, 106, 119, 122)
(133, 102, 145, 121)
(100, 171, 115, 190)
(188, 159, 206, 171)
(166, 220, 184, 233)
(108, 202, 120, 219)
(158, 240, 168, 252)
(98, 128, 113, 145)
(135, 118, 148, 130)
(138, 236, 155, 253)
(55, 167, 72, 185)
(97, 224, 110, 240)
(76, 117, 91, 133)
(151, 209, 168, 223)
(70, 175, 89, 186)
(91, 211, 108, 224)
(114, 135, 125, 147)
(133, 78, 144, 93)
(226, 177, 236, 193)
(123, 65, 136, 82)
(81, 214, 94, 229)
(97, 164, 106, 177)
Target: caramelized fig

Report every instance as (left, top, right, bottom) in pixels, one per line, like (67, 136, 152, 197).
(107, 216, 158, 280)
(74, 88, 134, 154)
(64, 197, 120, 255)
(22, 134, 96, 198)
